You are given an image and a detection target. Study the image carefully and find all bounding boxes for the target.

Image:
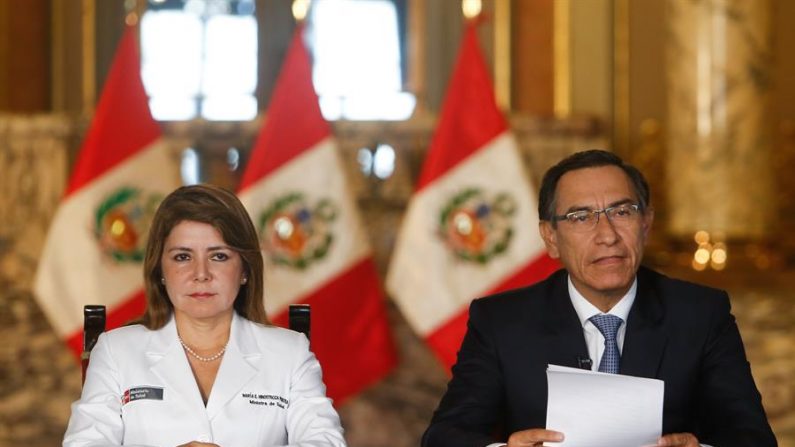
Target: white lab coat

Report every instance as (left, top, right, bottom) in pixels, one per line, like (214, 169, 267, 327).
(63, 312, 346, 447)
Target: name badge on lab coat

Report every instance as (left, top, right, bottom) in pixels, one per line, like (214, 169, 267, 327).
(122, 386, 164, 405)
(242, 392, 288, 409)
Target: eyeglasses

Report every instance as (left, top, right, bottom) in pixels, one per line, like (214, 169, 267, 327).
(552, 203, 641, 232)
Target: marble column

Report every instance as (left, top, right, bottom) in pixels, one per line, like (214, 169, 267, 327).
(666, 0, 773, 239)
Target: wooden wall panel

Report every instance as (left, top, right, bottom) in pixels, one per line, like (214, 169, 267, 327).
(0, 0, 50, 112)
(512, 0, 553, 116)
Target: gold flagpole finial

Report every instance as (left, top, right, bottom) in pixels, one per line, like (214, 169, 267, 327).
(124, 0, 142, 26)
(125, 12, 139, 26)
(292, 0, 310, 22)
(462, 0, 482, 20)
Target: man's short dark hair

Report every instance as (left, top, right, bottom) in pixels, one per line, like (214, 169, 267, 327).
(537, 149, 650, 223)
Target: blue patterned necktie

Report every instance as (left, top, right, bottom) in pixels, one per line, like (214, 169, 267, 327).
(589, 314, 624, 374)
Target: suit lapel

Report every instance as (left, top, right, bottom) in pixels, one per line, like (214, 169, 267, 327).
(620, 268, 668, 378)
(147, 317, 207, 417)
(542, 272, 590, 369)
(206, 313, 259, 420)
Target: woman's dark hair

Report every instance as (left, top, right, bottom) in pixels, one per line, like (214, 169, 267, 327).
(139, 184, 267, 329)
(538, 149, 650, 224)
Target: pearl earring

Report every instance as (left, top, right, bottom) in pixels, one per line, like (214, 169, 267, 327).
(241, 277, 248, 285)
(160, 277, 166, 285)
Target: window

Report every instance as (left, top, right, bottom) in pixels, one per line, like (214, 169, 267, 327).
(140, 0, 414, 122)
(357, 143, 396, 179)
(180, 148, 200, 185)
(308, 0, 415, 120)
(140, 0, 258, 121)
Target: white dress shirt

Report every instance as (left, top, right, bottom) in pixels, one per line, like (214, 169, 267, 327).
(568, 276, 635, 371)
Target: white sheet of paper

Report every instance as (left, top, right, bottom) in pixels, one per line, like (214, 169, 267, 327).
(545, 365, 664, 447)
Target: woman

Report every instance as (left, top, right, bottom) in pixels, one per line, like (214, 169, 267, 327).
(64, 184, 346, 447)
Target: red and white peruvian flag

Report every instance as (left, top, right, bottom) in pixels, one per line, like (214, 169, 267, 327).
(34, 25, 179, 357)
(237, 23, 397, 403)
(387, 21, 559, 369)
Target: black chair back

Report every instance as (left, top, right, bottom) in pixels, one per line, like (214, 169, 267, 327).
(288, 304, 311, 342)
(81, 305, 106, 384)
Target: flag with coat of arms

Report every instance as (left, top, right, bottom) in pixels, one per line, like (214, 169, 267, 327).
(237, 23, 397, 403)
(34, 25, 180, 357)
(386, 20, 559, 369)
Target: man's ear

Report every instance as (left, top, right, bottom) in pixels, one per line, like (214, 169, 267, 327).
(641, 206, 655, 241)
(539, 221, 560, 259)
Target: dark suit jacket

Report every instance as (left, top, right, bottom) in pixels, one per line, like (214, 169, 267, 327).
(423, 267, 776, 447)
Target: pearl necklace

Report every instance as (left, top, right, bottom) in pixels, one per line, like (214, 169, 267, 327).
(178, 336, 227, 362)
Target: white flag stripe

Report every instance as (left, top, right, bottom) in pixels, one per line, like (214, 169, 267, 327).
(34, 141, 175, 336)
(387, 132, 546, 335)
(238, 138, 371, 314)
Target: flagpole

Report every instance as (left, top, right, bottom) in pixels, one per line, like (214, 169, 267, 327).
(494, 0, 511, 112)
(35, 18, 179, 358)
(388, 0, 560, 367)
(81, 0, 96, 118)
(554, 0, 572, 118)
(408, 0, 428, 118)
(237, 0, 397, 401)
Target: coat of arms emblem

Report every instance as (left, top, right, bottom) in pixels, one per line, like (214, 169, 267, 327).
(95, 187, 162, 263)
(438, 187, 516, 264)
(257, 192, 337, 269)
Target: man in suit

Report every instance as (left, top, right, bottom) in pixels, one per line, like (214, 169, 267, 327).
(423, 150, 776, 447)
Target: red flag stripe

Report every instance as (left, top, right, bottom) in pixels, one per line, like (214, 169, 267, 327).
(65, 27, 161, 196)
(425, 254, 561, 369)
(415, 23, 508, 192)
(238, 23, 330, 189)
(270, 258, 396, 403)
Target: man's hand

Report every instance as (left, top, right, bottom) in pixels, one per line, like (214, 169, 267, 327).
(657, 432, 699, 446)
(507, 428, 564, 446)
